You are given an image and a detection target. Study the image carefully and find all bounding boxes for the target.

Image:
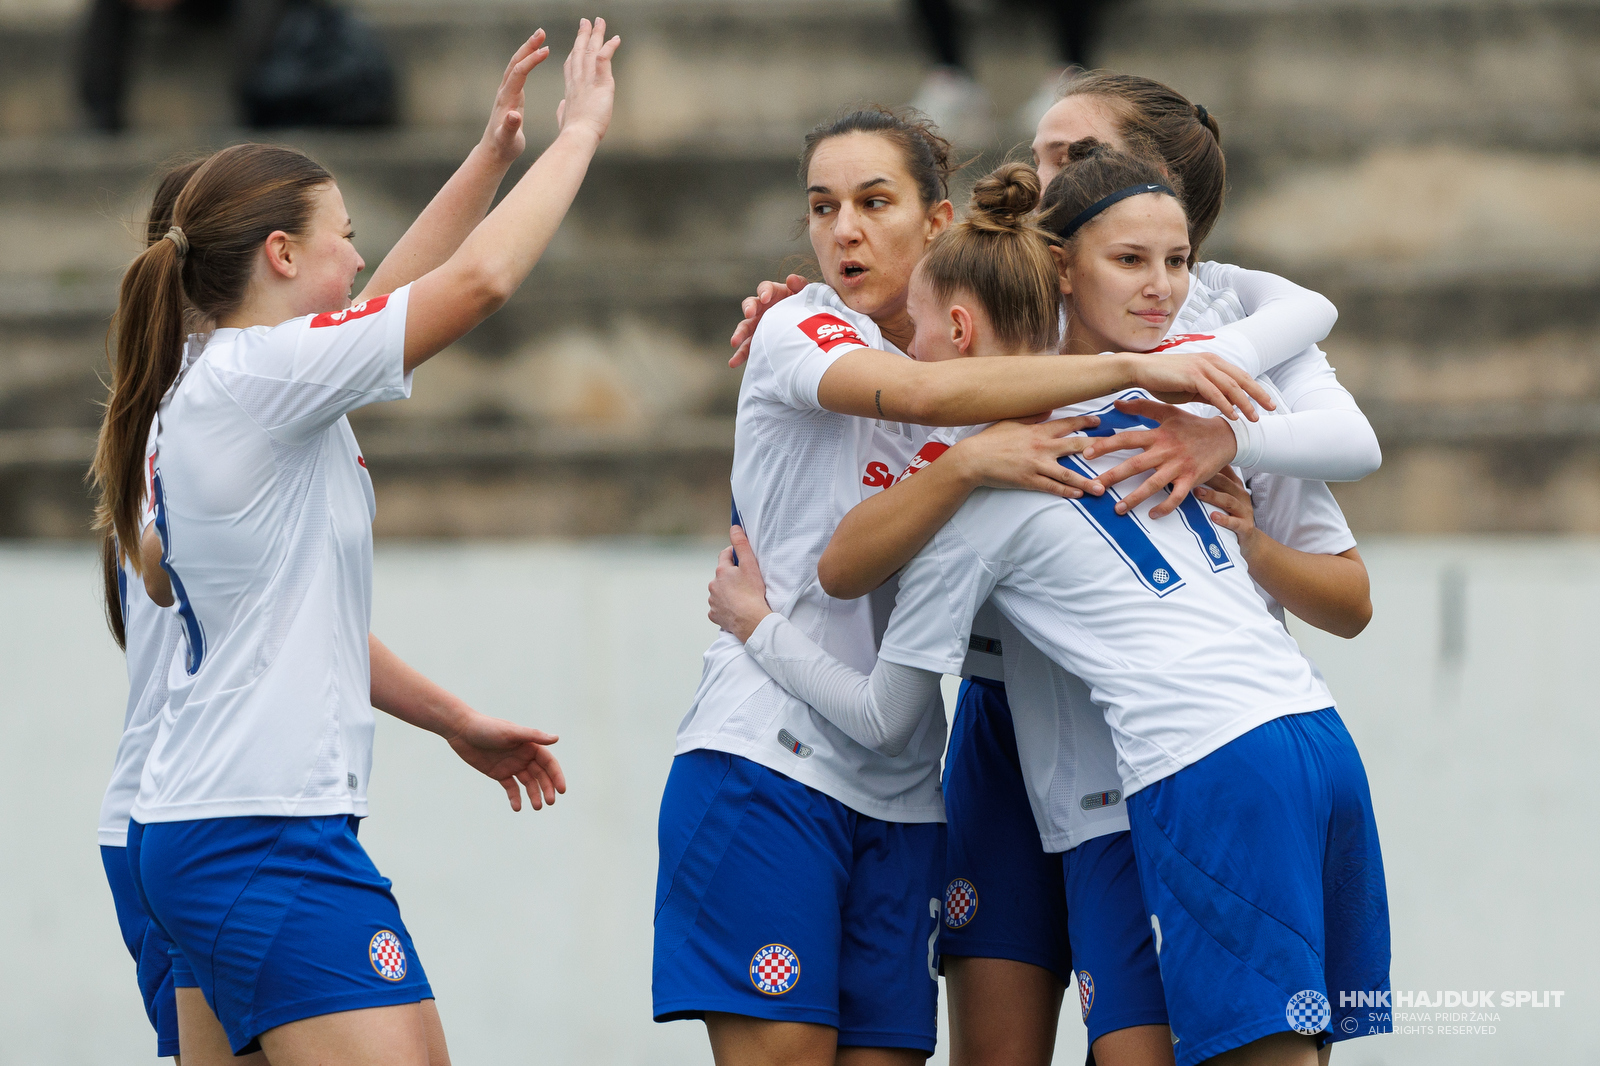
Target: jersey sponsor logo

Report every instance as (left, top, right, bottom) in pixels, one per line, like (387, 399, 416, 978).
(797, 312, 865, 353)
(357, 455, 368, 469)
(1146, 331, 1215, 354)
(776, 728, 813, 758)
(1078, 970, 1095, 1020)
(862, 441, 951, 490)
(862, 461, 896, 489)
(310, 294, 390, 329)
(1080, 788, 1122, 810)
(750, 943, 801, 995)
(943, 878, 978, 929)
(369, 929, 407, 982)
(1286, 989, 1332, 1034)
(897, 441, 950, 481)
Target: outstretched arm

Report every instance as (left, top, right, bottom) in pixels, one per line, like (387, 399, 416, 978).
(369, 634, 566, 810)
(1194, 469, 1371, 638)
(357, 33, 551, 302)
(403, 19, 621, 371)
(816, 347, 1274, 427)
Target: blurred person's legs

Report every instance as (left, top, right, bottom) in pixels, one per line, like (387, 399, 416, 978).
(1012, 0, 1112, 136)
(76, 0, 286, 132)
(908, 0, 996, 145)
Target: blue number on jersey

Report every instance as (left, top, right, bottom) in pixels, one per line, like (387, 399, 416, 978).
(1080, 391, 1233, 573)
(1060, 455, 1185, 597)
(151, 471, 207, 675)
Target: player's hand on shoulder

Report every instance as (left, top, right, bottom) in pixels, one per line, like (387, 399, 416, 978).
(708, 526, 774, 642)
(956, 416, 1106, 499)
(446, 711, 566, 812)
(554, 18, 622, 142)
(480, 31, 551, 167)
(729, 275, 808, 368)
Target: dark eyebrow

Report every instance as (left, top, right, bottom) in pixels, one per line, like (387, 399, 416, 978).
(806, 176, 895, 196)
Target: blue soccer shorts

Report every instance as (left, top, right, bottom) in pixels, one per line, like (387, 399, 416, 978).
(1062, 831, 1168, 1046)
(102, 844, 184, 1058)
(1128, 707, 1391, 1066)
(653, 749, 944, 1054)
(939, 679, 1073, 986)
(127, 814, 433, 1055)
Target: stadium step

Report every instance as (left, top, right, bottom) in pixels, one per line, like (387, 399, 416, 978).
(1, 0, 1597, 536)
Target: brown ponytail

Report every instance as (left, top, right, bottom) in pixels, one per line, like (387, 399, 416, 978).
(919, 162, 1061, 353)
(98, 157, 210, 648)
(1057, 72, 1224, 259)
(90, 144, 331, 585)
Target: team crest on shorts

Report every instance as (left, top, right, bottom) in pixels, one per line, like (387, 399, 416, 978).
(943, 878, 978, 929)
(369, 929, 407, 982)
(1078, 970, 1095, 1020)
(750, 944, 800, 995)
(1286, 989, 1331, 1035)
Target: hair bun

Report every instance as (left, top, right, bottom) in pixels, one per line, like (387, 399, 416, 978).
(967, 162, 1041, 232)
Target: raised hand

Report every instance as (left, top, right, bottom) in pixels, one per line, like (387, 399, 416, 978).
(729, 275, 809, 368)
(555, 17, 623, 140)
(481, 31, 551, 167)
(1080, 397, 1239, 518)
(708, 526, 774, 642)
(1126, 351, 1275, 421)
(445, 712, 566, 812)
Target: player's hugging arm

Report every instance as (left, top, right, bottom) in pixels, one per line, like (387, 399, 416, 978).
(817, 416, 1104, 600)
(355, 33, 553, 303)
(401, 19, 621, 373)
(1195, 469, 1372, 638)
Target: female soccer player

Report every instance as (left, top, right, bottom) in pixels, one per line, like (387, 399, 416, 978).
(825, 147, 1374, 1066)
(89, 20, 618, 1064)
(708, 159, 1390, 1066)
(653, 107, 1279, 1066)
(768, 74, 1379, 1066)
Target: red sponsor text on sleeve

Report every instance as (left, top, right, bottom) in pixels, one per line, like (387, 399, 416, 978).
(310, 294, 391, 329)
(797, 313, 867, 353)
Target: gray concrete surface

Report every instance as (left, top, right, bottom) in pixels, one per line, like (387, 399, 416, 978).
(1, 537, 1595, 1063)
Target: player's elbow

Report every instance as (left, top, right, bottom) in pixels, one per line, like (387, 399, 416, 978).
(817, 551, 874, 601)
(1330, 594, 1372, 639)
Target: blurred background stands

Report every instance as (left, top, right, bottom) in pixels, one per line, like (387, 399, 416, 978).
(1, 0, 1598, 539)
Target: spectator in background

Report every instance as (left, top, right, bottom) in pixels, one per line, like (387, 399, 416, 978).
(77, 0, 396, 133)
(77, 0, 287, 133)
(909, 0, 1111, 145)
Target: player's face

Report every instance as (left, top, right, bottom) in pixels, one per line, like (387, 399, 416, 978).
(806, 132, 951, 324)
(292, 183, 367, 315)
(1033, 96, 1128, 186)
(1060, 194, 1191, 355)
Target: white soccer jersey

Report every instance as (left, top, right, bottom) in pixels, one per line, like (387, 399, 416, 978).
(676, 283, 950, 823)
(133, 289, 412, 823)
(883, 387, 1337, 798)
(954, 270, 1359, 848)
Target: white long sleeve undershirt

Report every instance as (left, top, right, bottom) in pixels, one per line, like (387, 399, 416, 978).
(745, 613, 940, 758)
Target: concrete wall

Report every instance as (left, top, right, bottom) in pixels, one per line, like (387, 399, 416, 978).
(1, 538, 1593, 1064)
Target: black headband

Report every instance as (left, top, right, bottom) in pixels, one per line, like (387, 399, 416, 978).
(1053, 183, 1175, 242)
